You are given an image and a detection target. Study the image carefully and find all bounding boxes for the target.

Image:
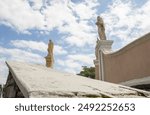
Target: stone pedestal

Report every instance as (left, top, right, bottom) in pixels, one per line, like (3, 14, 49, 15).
(98, 40, 113, 52)
(45, 55, 53, 68)
(94, 40, 113, 81)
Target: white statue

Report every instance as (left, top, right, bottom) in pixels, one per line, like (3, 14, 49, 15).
(96, 16, 106, 40)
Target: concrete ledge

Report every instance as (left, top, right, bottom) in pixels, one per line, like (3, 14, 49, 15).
(120, 76, 150, 86)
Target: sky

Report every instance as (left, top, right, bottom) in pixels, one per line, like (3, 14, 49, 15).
(0, 0, 150, 84)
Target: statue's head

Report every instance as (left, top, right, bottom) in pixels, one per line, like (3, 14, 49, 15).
(49, 40, 54, 45)
(97, 16, 103, 22)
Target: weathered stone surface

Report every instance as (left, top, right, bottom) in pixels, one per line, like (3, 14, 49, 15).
(5, 61, 150, 98)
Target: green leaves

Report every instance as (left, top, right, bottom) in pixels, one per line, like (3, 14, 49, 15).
(77, 66, 95, 79)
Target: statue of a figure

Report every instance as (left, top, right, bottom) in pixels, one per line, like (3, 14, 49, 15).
(96, 16, 106, 40)
(45, 40, 54, 68)
(48, 40, 54, 55)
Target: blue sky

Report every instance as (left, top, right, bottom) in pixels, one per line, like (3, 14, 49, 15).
(0, 0, 150, 84)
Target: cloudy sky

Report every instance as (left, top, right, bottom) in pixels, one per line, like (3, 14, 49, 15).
(0, 0, 150, 84)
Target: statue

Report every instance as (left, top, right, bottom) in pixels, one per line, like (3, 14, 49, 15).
(48, 40, 54, 55)
(45, 40, 54, 68)
(96, 16, 106, 40)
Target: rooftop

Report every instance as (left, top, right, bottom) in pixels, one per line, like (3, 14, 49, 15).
(5, 61, 150, 98)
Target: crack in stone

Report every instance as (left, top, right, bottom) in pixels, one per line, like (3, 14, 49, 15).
(83, 85, 114, 98)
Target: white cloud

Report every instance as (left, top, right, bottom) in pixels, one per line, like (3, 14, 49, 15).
(11, 40, 68, 55)
(43, 0, 76, 30)
(55, 45, 68, 55)
(11, 40, 47, 52)
(101, 0, 150, 48)
(67, 54, 94, 65)
(28, 0, 43, 10)
(0, 0, 98, 47)
(56, 58, 81, 74)
(0, 0, 45, 33)
(71, 0, 99, 20)
(59, 20, 97, 47)
(57, 53, 95, 69)
(57, 59, 81, 69)
(1, 0, 149, 49)
(63, 68, 77, 74)
(56, 0, 99, 47)
(0, 46, 44, 64)
(56, 53, 95, 74)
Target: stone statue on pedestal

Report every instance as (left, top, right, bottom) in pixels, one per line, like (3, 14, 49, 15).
(45, 40, 54, 68)
(96, 16, 106, 40)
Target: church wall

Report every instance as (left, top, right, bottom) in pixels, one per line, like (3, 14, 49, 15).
(103, 33, 150, 83)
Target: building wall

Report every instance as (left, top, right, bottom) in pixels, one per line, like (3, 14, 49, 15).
(103, 33, 150, 83)
(95, 64, 100, 80)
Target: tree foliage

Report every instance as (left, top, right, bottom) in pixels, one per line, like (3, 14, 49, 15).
(77, 66, 95, 79)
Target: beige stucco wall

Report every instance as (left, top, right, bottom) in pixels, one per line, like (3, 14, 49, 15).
(103, 33, 150, 83)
